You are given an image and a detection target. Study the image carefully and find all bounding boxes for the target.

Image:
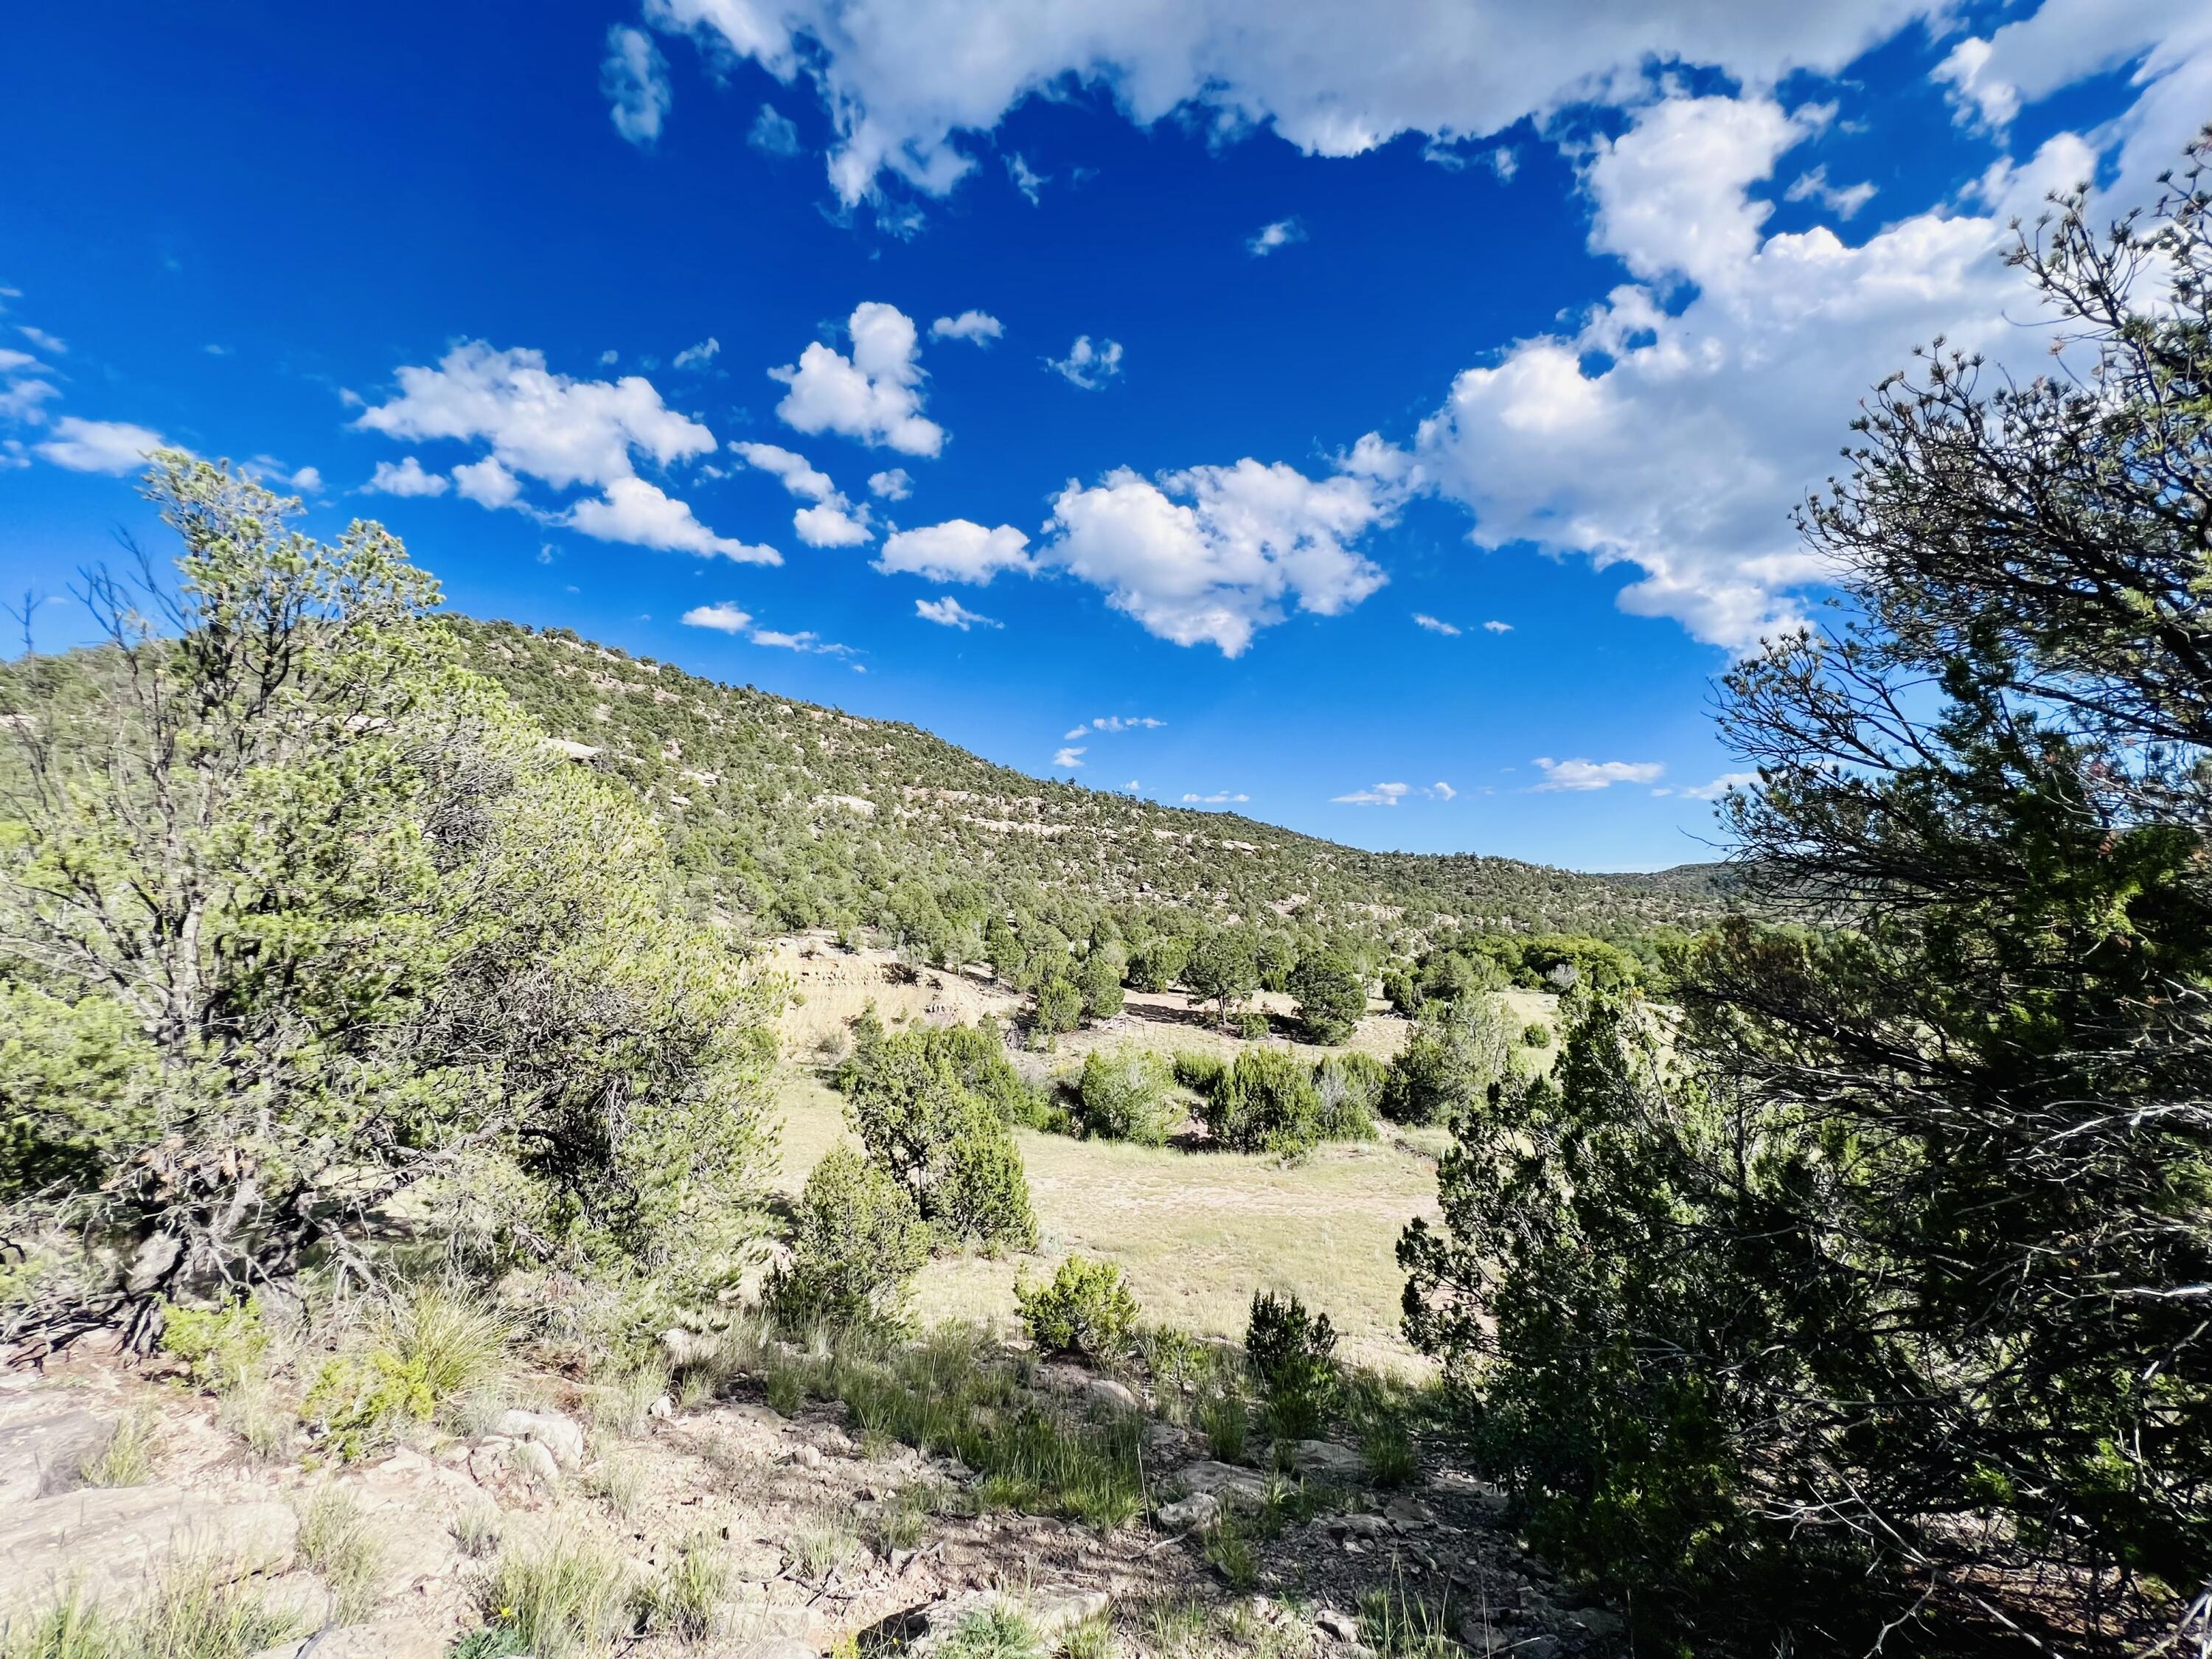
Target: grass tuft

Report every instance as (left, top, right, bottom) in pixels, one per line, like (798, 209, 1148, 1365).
(791, 1503, 860, 1584)
(79, 1405, 159, 1488)
(637, 1532, 729, 1644)
(478, 1531, 633, 1659)
(939, 1604, 1046, 1659)
(296, 1485, 385, 1624)
(133, 1557, 310, 1659)
(453, 1504, 503, 1559)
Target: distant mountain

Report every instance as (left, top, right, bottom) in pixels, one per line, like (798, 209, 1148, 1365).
(451, 617, 1740, 951)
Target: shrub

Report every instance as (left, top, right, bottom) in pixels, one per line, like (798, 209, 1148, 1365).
(1381, 997, 1509, 1127)
(1288, 951, 1366, 1044)
(1202, 1049, 1322, 1155)
(1170, 1051, 1225, 1095)
(1032, 976, 1082, 1036)
(159, 1298, 271, 1393)
(1231, 1009, 1271, 1041)
(933, 1120, 1039, 1251)
(1077, 1051, 1178, 1147)
(767, 1146, 931, 1332)
(1076, 950, 1125, 1022)
(1311, 1052, 1385, 1141)
(1246, 1291, 1340, 1439)
(1522, 1021, 1552, 1048)
(1015, 1256, 1140, 1358)
(1126, 937, 1189, 994)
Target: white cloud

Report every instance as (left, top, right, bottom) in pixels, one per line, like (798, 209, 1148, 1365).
(1408, 92, 2118, 647)
(794, 500, 874, 546)
(286, 465, 324, 495)
(1482, 619, 1512, 633)
(1784, 164, 1876, 218)
(641, 0, 1942, 208)
(355, 340, 767, 560)
(0, 348, 39, 375)
(35, 417, 165, 475)
(366, 456, 449, 497)
(1006, 153, 1047, 202)
(1053, 745, 1086, 768)
(916, 595, 1000, 629)
(569, 477, 782, 563)
(1682, 769, 1759, 800)
(1091, 715, 1164, 733)
(1183, 791, 1249, 804)
(752, 628, 855, 655)
(452, 455, 522, 508)
(0, 378, 60, 422)
(598, 348, 620, 366)
(1248, 218, 1305, 256)
(672, 336, 720, 369)
(731, 440, 835, 501)
(1042, 451, 1398, 655)
(1413, 613, 1461, 636)
(771, 302, 944, 455)
(16, 325, 65, 355)
(875, 518, 1032, 583)
(602, 24, 672, 147)
(1531, 757, 1666, 791)
(1431, 781, 1457, 800)
(358, 341, 714, 488)
(1046, 335, 1123, 389)
(868, 467, 913, 500)
(683, 601, 754, 633)
(750, 102, 801, 155)
(930, 310, 1004, 345)
(1334, 782, 1411, 807)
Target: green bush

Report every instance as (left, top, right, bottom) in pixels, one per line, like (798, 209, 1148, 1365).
(1126, 937, 1190, 994)
(1288, 950, 1366, 1043)
(933, 1119, 1039, 1251)
(1522, 1021, 1552, 1048)
(1202, 1048, 1323, 1155)
(767, 1146, 931, 1331)
(1231, 1009, 1272, 1041)
(1380, 997, 1509, 1127)
(1171, 1051, 1225, 1095)
(1076, 950, 1124, 1022)
(1032, 976, 1082, 1036)
(1310, 1052, 1385, 1141)
(1015, 1256, 1140, 1358)
(159, 1297, 271, 1392)
(1245, 1290, 1340, 1440)
(1077, 1050, 1178, 1147)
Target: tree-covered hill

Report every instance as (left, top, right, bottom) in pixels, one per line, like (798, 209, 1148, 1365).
(448, 615, 1736, 953)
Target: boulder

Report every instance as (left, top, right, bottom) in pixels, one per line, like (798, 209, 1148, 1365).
(1315, 1607, 1362, 1644)
(1154, 1492, 1220, 1531)
(0, 1486, 297, 1616)
(485, 1408, 585, 1470)
(1292, 1440, 1367, 1482)
(1085, 1377, 1138, 1413)
(0, 1404, 112, 1503)
(1180, 1461, 1269, 1510)
(1329, 1512, 1393, 1540)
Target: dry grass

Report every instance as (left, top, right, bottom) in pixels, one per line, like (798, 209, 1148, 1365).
(775, 1074, 1441, 1371)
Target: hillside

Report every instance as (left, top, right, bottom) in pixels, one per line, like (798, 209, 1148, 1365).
(450, 616, 1738, 952)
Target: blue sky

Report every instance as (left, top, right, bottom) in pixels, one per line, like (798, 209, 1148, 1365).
(1, 1, 2199, 869)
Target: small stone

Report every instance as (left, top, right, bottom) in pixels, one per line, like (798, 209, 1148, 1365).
(1383, 1496, 1435, 1530)
(1154, 1492, 1221, 1531)
(1332, 1512, 1394, 1540)
(647, 1394, 675, 1421)
(1315, 1607, 1362, 1643)
(1029, 1586, 1111, 1633)
(486, 1408, 585, 1470)
(1085, 1377, 1139, 1412)
(510, 1439, 561, 1489)
(1180, 1461, 1269, 1509)
(788, 1444, 823, 1470)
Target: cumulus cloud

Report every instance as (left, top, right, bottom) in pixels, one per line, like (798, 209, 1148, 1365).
(1413, 613, 1461, 636)
(602, 24, 672, 147)
(1045, 335, 1122, 389)
(1183, 791, 1249, 805)
(366, 456, 449, 497)
(1248, 218, 1306, 256)
(868, 467, 913, 499)
(672, 336, 720, 369)
(795, 500, 874, 546)
(930, 310, 1004, 344)
(35, 417, 166, 475)
(682, 601, 754, 633)
(569, 477, 781, 562)
(1682, 769, 1759, 800)
(1041, 451, 1399, 655)
(1531, 757, 1666, 791)
(771, 302, 944, 455)
(0, 376, 60, 423)
(640, 0, 1944, 207)
(749, 102, 801, 155)
(354, 340, 768, 558)
(452, 455, 522, 508)
(875, 519, 1032, 583)
(1053, 745, 1086, 768)
(1334, 782, 1411, 807)
(1483, 619, 1512, 633)
(731, 440, 835, 501)
(916, 595, 1000, 629)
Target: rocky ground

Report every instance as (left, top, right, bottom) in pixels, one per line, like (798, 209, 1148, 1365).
(0, 1332, 1624, 1659)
